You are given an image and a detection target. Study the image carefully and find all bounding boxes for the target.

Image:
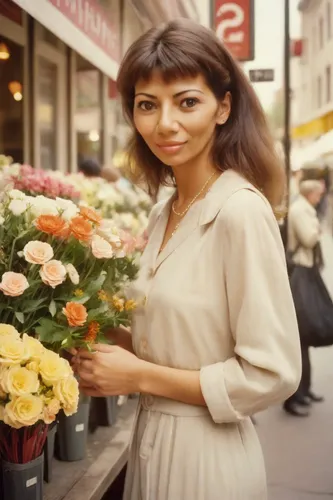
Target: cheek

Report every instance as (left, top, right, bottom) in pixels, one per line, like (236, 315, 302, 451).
(133, 114, 156, 141)
(186, 110, 217, 138)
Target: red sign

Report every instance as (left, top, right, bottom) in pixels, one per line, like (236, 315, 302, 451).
(214, 0, 255, 62)
(48, 0, 120, 62)
(290, 39, 303, 57)
(0, 0, 22, 24)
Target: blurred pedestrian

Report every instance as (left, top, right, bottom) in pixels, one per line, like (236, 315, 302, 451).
(284, 180, 325, 417)
(75, 19, 301, 500)
(78, 157, 102, 178)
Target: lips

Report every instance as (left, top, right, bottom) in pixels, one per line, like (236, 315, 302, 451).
(156, 142, 187, 154)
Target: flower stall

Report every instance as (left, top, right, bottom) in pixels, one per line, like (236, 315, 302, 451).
(0, 176, 145, 497)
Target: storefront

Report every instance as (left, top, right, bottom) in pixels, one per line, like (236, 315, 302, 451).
(0, 0, 121, 172)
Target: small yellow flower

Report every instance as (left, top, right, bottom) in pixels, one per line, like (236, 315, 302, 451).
(111, 295, 125, 312)
(74, 288, 84, 297)
(125, 299, 137, 311)
(98, 290, 108, 302)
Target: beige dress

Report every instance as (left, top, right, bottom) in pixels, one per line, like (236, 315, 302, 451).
(124, 170, 301, 500)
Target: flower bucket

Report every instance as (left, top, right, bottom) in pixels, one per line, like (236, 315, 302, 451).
(1, 454, 44, 500)
(43, 422, 57, 483)
(89, 396, 119, 432)
(55, 397, 91, 461)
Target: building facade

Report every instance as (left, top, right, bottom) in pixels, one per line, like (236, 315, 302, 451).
(0, 0, 201, 173)
(292, 0, 333, 142)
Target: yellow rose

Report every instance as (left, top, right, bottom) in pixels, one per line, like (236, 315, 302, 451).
(4, 395, 43, 429)
(0, 337, 30, 366)
(22, 334, 45, 361)
(26, 361, 40, 373)
(0, 324, 20, 339)
(43, 398, 61, 424)
(53, 376, 79, 416)
(1, 366, 39, 396)
(39, 351, 72, 386)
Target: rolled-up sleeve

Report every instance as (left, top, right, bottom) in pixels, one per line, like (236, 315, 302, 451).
(200, 190, 302, 423)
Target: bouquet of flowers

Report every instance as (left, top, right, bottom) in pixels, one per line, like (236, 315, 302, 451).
(0, 189, 138, 352)
(0, 324, 79, 464)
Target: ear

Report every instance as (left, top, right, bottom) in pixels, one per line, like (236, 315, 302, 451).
(216, 91, 231, 125)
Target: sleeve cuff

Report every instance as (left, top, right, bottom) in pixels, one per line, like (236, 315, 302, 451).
(200, 363, 243, 424)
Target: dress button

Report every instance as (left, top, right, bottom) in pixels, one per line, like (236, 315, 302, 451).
(148, 267, 155, 278)
(140, 337, 148, 352)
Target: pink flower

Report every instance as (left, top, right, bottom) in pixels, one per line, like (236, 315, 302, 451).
(40, 260, 66, 288)
(23, 241, 54, 265)
(119, 230, 138, 255)
(0, 272, 29, 297)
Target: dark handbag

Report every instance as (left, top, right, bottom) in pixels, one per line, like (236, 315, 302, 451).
(286, 244, 300, 276)
(290, 262, 333, 347)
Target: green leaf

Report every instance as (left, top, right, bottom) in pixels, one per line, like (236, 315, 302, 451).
(87, 303, 109, 321)
(22, 298, 47, 313)
(49, 300, 57, 317)
(15, 312, 24, 324)
(85, 273, 106, 296)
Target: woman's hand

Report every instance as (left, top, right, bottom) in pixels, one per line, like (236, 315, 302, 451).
(74, 344, 144, 397)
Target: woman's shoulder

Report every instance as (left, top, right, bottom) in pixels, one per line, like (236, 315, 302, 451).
(216, 185, 275, 229)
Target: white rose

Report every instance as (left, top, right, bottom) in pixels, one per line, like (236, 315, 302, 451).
(97, 220, 122, 247)
(91, 235, 113, 259)
(65, 264, 80, 285)
(30, 196, 58, 217)
(8, 199, 28, 216)
(56, 198, 79, 220)
(8, 189, 26, 200)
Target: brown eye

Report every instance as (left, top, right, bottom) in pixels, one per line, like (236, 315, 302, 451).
(137, 101, 156, 111)
(180, 98, 199, 108)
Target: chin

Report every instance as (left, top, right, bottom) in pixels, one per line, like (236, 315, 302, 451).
(153, 151, 194, 168)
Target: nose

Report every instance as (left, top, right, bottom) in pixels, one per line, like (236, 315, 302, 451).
(157, 105, 179, 135)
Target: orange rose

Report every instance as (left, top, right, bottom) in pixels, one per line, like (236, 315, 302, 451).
(36, 215, 67, 237)
(69, 216, 93, 242)
(63, 302, 88, 327)
(80, 206, 102, 225)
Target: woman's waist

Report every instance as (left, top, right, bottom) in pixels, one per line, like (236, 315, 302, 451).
(139, 394, 209, 417)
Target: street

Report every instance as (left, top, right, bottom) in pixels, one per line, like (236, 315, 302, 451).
(257, 231, 333, 500)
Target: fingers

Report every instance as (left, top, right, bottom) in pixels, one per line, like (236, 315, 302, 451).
(80, 386, 102, 398)
(91, 344, 119, 354)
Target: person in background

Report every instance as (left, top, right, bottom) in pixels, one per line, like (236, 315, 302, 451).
(283, 180, 324, 417)
(101, 165, 121, 183)
(289, 168, 303, 204)
(78, 157, 102, 178)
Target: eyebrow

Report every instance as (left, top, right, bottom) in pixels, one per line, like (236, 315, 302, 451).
(134, 89, 204, 99)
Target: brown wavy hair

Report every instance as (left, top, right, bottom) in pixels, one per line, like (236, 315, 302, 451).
(117, 19, 285, 210)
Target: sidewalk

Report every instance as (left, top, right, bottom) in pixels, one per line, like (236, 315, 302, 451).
(257, 231, 333, 500)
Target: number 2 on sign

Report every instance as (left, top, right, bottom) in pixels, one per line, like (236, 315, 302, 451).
(216, 3, 245, 43)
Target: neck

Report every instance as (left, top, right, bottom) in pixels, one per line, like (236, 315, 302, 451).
(172, 151, 218, 204)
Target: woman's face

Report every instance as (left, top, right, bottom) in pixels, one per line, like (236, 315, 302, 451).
(133, 73, 231, 167)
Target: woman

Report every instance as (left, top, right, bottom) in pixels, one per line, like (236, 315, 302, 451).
(75, 19, 301, 500)
(284, 180, 325, 417)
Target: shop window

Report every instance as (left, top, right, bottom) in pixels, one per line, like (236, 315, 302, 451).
(326, 65, 331, 103)
(75, 54, 102, 170)
(328, 2, 332, 40)
(318, 75, 322, 108)
(0, 36, 24, 162)
(319, 17, 324, 49)
(37, 58, 57, 170)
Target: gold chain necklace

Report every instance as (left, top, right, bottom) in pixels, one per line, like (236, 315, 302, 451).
(172, 171, 217, 218)
(169, 171, 218, 238)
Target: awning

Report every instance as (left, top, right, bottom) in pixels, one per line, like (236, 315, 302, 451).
(12, 0, 120, 79)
